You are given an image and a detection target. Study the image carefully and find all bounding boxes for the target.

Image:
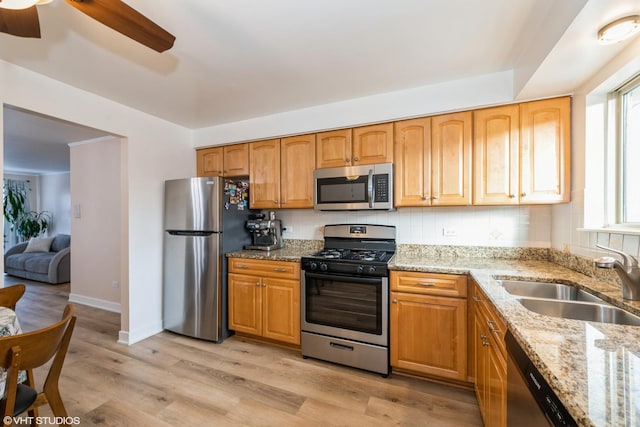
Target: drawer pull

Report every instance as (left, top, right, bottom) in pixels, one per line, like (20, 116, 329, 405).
(330, 342, 354, 351)
(418, 282, 436, 287)
(273, 268, 287, 272)
(487, 320, 501, 333)
(235, 265, 248, 269)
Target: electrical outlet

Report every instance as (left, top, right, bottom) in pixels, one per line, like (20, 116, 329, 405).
(442, 228, 457, 237)
(111, 281, 119, 289)
(284, 226, 293, 234)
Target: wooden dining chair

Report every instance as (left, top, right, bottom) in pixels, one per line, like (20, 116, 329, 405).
(0, 304, 76, 425)
(0, 285, 25, 311)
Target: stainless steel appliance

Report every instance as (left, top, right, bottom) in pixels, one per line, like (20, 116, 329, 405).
(301, 224, 396, 375)
(314, 163, 394, 211)
(245, 212, 284, 251)
(506, 331, 577, 426)
(163, 176, 253, 342)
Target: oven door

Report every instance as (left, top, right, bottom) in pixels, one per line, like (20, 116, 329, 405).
(301, 271, 388, 346)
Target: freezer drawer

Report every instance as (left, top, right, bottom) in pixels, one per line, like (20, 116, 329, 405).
(163, 231, 221, 341)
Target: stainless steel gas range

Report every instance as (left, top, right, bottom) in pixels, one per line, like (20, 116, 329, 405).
(300, 224, 396, 376)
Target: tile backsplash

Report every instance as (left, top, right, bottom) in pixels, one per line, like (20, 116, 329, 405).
(274, 205, 552, 247)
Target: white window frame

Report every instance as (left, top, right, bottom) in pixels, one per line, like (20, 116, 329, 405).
(614, 74, 640, 228)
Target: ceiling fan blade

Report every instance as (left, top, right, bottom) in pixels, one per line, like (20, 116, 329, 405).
(64, 0, 175, 52)
(0, 6, 41, 38)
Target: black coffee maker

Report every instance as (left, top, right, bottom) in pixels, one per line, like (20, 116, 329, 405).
(244, 211, 284, 251)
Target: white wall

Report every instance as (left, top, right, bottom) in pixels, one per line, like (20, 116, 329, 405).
(68, 139, 121, 312)
(193, 71, 514, 146)
(276, 206, 551, 247)
(551, 36, 640, 260)
(40, 172, 70, 236)
(0, 60, 194, 345)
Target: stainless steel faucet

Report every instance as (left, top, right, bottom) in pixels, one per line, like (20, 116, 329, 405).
(594, 244, 640, 300)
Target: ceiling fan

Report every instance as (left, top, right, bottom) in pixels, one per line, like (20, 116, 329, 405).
(0, 0, 175, 52)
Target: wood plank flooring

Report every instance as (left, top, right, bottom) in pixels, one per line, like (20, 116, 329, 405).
(5, 275, 483, 426)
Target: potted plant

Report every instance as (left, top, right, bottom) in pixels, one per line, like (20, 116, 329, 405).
(3, 184, 52, 241)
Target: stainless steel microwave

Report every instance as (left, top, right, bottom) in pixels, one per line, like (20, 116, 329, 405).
(314, 163, 394, 211)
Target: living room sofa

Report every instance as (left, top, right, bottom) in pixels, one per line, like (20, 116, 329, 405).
(4, 234, 71, 284)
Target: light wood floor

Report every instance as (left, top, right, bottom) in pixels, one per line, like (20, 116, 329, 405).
(6, 275, 483, 426)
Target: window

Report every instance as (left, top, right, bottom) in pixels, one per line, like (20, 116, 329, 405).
(617, 76, 640, 225)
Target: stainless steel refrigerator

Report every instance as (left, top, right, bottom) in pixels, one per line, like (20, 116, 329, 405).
(163, 176, 253, 342)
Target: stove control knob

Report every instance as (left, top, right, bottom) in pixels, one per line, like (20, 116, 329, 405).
(357, 265, 365, 274)
(320, 263, 328, 272)
(368, 266, 377, 275)
(309, 262, 317, 270)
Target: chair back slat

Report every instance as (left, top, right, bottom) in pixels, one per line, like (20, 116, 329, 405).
(0, 305, 74, 370)
(0, 285, 26, 311)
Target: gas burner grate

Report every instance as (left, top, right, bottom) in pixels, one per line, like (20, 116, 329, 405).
(314, 248, 351, 259)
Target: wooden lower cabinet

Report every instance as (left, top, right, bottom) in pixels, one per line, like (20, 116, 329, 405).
(228, 258, 301, 345)
(471, 279, 506, 427)
(390, 271, 467, 381)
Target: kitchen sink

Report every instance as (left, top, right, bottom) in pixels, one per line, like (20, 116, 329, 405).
(496, 280, 604, 303)
(496, 279, 640, 326)
(516, 298, 640, 327)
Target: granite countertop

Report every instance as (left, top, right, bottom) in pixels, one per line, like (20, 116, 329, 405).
(227, 245, 640, 426)
(391, 253, 640, 427)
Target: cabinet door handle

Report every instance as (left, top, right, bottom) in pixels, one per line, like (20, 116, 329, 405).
(262, 283, 267, 287)
(255, 282, 260, 287)
(487, 320, 501, 333)
(418, 282, 436, 287)
(422, 195, 430, 200)
(472, 296, 482, 302)
(509, 194, 516, 198)
(353, 156, 360, 162)
(432, 195, 439, 200)
(521, 192, 527, 197)
(273, 268, 286, 272)
(392, 299, 398, 303)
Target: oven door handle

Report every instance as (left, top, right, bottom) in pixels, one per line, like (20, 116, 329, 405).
(304, 272, 382, 285)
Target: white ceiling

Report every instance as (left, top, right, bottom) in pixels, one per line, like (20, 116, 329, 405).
(2, 0, 640, 173)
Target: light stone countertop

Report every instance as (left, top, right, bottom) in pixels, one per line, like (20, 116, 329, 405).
(227, 245, 640, 426)
(391, 253, 640, 427)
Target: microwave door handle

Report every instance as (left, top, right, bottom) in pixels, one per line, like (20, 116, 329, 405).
(368, 168, 374, 208)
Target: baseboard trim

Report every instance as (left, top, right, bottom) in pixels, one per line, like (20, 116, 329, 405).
(68, 292, 121, 313)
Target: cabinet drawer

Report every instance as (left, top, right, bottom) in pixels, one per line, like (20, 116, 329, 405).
(473, 286, 506, 356)
(229, 258, 300, 279)
(390, 271, 467, 297)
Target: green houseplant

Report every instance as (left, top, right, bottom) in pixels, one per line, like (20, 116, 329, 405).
(3, 184, 52, 241)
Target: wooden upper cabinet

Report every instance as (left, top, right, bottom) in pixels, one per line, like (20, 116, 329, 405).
(352, 123, 393, 166)
(394, 118, 432, 207)
(280, 134, 315, 208)
(473, 105, 520, 205)
(316, 129, 353, 168)
(249, 139, 281, 209)
(519, 97, 570, 204)
(431, 111, 472, 205)
(196, 143, 249, 177)
(196, 147, 223, 177)
(316, 124, 392, 169)
(223, 143, 249, 176)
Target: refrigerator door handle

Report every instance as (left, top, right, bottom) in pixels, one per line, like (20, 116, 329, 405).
(166, 230, 215, 237)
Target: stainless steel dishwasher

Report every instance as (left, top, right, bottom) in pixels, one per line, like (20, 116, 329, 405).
(506, 331, 577, 426)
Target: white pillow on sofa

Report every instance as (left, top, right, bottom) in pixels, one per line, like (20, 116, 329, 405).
(23, 236, 55, 253)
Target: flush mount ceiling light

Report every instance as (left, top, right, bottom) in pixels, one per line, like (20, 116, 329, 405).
(0, 0, 51, 10)
(598, 15, 640, 44)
